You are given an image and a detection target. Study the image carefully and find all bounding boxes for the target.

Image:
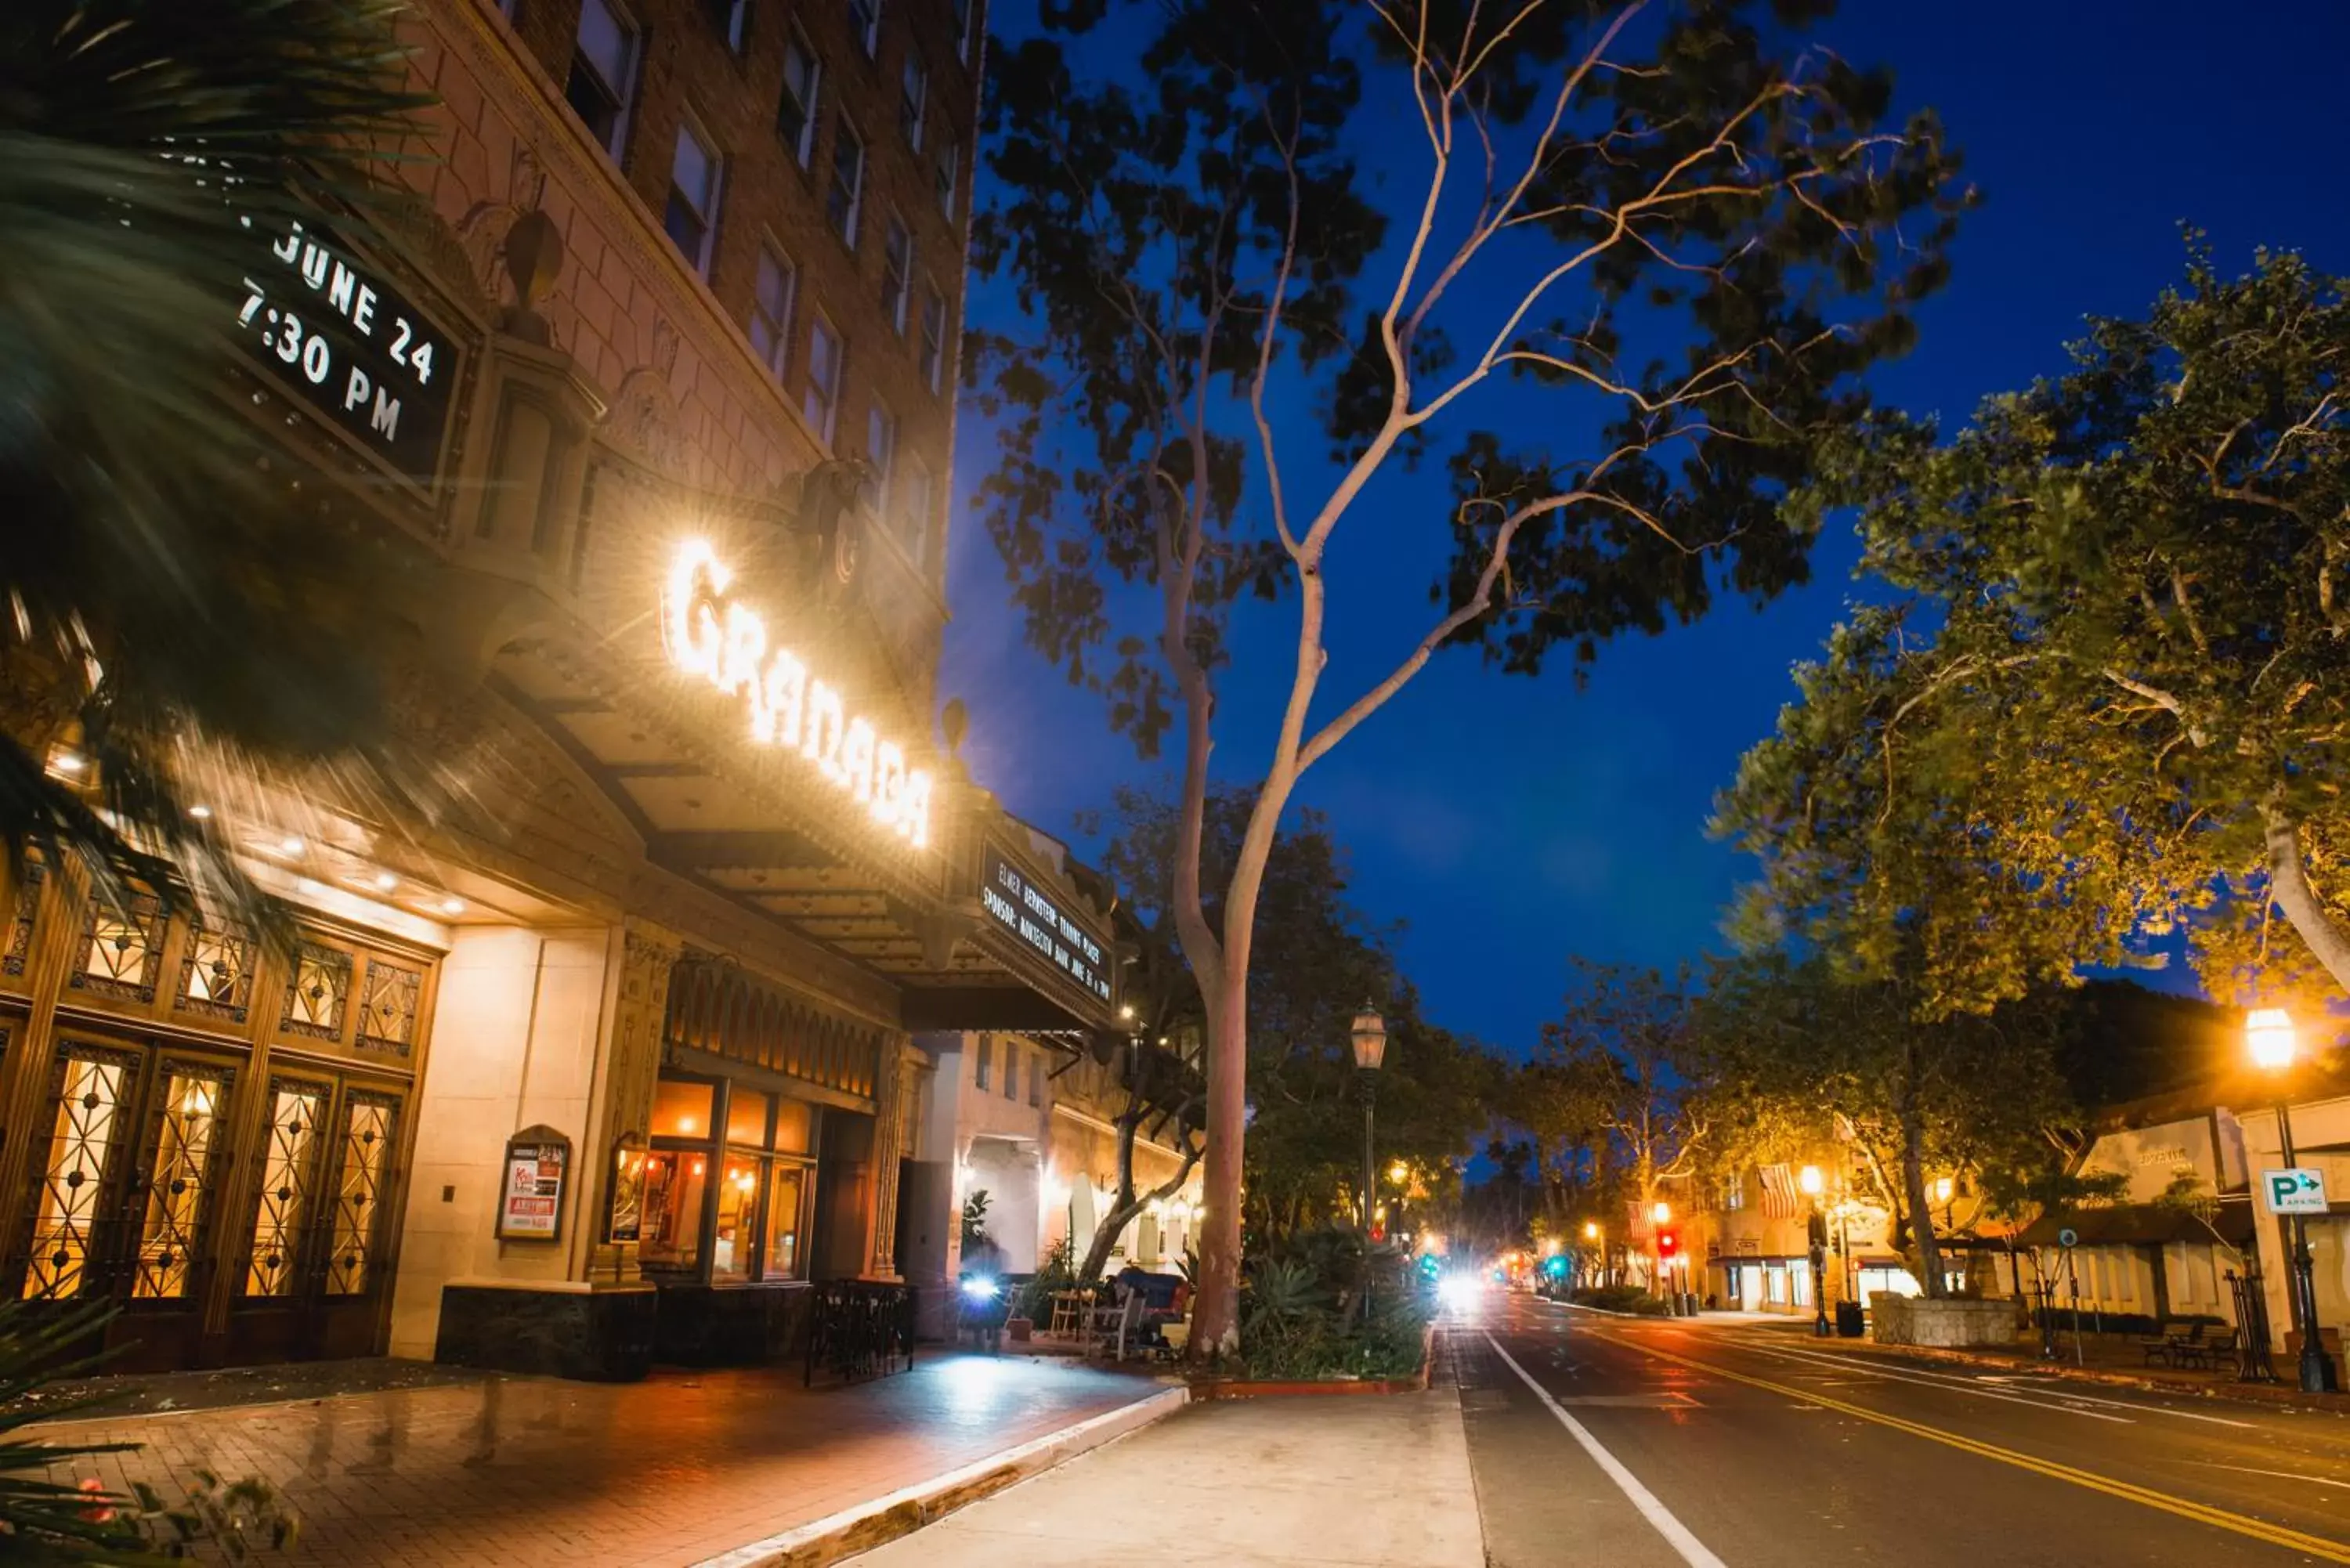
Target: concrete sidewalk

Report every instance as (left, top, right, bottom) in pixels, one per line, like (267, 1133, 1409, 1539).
(28, 1352, 1170, 1567)
(845, 1386, 1486, 1567)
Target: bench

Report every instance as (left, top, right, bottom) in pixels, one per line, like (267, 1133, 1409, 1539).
(2175, 1325, 2238, 1372)
(2140, 1321, 2204, 1367)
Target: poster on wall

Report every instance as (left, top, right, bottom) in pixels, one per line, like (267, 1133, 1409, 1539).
(497, 1125, 571, 1241)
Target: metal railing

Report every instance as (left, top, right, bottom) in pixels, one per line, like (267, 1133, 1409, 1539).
(803, 1279, 916, 1386)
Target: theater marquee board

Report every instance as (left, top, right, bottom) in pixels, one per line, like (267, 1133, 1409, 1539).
(235, 216, 461, 493)
(981, 845, 1113, 1016)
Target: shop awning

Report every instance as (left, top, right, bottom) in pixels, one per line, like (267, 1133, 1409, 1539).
(2016, 1200, 2254, 1249)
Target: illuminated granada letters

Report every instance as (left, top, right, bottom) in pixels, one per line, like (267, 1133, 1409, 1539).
(663, 540, 932, 848)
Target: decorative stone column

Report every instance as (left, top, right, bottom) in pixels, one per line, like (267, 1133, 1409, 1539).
(584, 923, 680, 1284)
(865, 1036, 921, 1280)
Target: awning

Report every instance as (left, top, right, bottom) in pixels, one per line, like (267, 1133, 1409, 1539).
(2016, 1201, 2254, 1249)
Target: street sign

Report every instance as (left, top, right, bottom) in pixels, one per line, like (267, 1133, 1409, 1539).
(2057, 1227, 2079, 1249)
(2264, 1167, 2329, 1215)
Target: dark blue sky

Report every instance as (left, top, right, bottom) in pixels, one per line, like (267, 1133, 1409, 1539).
(939, 0, 2350, 1057)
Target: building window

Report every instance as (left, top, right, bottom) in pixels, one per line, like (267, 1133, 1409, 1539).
(133, 1067, 232, 1300)
(900, 458, 932, 567)
(974, 1036, 992, 1090)
(356, 959, 422, 1056)
(803, 315, 844, 443)
(177, 919, 255, 1023)
(848, 0, 880, 57)
(777, 29, 819, 167)
(567, 0, 639, 159)
(880, 214, 913, 334)
(1002, 1047, 1017, 1103)
(865, 401, 896, 514)
(899, 52, 927, 150)
(1027, 1050, 1042, 1107)
(643, 1075, 815, 1283)
(952, 0, 974, 63)
(665, 121, 722, 275)
(73, 891, 164, 1003)
(827, 120, 865, 246)
(750, 245, 796, 379)
(934, 135, 960, 221)
(281, 944, 352, 1042)
(711, 0, 750, 51)
(246, 1080, 325, 1296)
(1723, 1178, 1744, 1212)
(917, 282, 946, 392)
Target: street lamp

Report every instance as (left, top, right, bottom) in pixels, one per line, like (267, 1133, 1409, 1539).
(1583, 1220, 1603, 1287)
(1799, 1164, 1831, 1338)
(2249, 1007, 2338, 1393)
(1351, 1003, 1387, 1241)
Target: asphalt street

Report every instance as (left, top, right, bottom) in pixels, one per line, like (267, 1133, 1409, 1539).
(1458, 1292, 2350, 1567)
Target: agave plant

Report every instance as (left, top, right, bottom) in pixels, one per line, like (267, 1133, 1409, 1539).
(0, 1302, 298, 1563)
(0, 0, 435, 923)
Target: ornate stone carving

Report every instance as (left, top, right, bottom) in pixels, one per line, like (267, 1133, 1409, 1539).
(601, 318, 690, 478)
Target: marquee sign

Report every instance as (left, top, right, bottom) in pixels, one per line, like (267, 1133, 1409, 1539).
(981, 845, 1112, 1008)
(662, 540, 933, 849)
(235, 217, 458, 492)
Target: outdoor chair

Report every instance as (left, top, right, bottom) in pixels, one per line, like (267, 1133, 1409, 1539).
(1086, 1288, 1147, 1361)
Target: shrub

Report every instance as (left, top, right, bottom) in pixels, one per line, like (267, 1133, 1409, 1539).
(1570, 1284, 1673, 1317)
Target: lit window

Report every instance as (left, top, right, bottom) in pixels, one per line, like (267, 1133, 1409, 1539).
(880, 214, 913, 334)
(804, 315, 844, 443)
(714, 0, 750, 51)
(776, 30, 819, 167)
(567, 0, 639, 158)
(899, 52, 927, 150)
(934, 135, 960, 221)
(952, 0, 974, 63)
(866, 401, 896, 514)
(664, 121, 723, 274)
(827, 120, 865, 245)
(917, 283, 946, 392)
(848, 0, 880, 57)
(900, 457, 932, 567)
(750, 246, 796, 378)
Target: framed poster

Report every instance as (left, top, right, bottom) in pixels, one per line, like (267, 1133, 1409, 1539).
(497, 1125, 572, 1241)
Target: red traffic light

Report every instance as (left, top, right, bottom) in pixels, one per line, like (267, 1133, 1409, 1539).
(1658, 1230, 1679, 1255)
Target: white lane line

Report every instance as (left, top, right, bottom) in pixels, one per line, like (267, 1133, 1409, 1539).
(2195, 1461, 2350, 1490)
(1484, 1331, 1729, 1568)
(1720, 1340, 2132, 1424)
(1734, 1339, 2254, 1429)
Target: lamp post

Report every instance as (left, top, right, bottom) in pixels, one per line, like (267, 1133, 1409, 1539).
(2249, 1008, 2339, 1394)
(1583, 1220, 1603, 1288)
(1799, 1163, 1831, 1337)
(1351, 1003, 1387, 1241)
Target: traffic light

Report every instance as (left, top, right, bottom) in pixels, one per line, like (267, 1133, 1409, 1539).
(1658, 1229, 1679, 1258)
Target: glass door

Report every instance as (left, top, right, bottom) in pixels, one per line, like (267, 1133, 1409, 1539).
(225, 1072, 403, 1363)
(13, 1040, 240, 1370)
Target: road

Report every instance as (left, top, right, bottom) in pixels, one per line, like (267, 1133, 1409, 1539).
(1458, 1291, 2350, 1567)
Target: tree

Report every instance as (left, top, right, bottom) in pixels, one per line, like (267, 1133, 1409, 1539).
(0, 0, 430, 921)
(1724, 249, 2350, 1016)
(974, 0, 1971, 1355)
(1704, 952, 2075, 1297)
(1539, 963, 1713, 1284)
(1091, 786, 1495, 1248)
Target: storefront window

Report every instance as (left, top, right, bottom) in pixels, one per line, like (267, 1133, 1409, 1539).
(645, 1074, 819, 1284)
(727, 1089, 772, 1145)
(653, 1080, 714, 1138)
(765, 1165, 804, 1277)
(713, 1157, 759, 1281)
(640, 1147, 707, 1270)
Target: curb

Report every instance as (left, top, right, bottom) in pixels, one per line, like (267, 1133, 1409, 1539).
(689, 1384, 1190, 1568)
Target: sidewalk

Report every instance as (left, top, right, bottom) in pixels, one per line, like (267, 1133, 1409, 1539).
(846, 1386, 1485, 1567)
(27, 1352, 1170, 1567)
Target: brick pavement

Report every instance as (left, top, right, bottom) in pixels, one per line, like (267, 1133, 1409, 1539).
(29, 1353, 1165, 1567)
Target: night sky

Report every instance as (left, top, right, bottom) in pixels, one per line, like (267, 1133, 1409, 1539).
(938, 0, 2350, 1059)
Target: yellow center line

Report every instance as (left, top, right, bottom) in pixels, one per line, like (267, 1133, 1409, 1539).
(1583, 1328, 2350, 1564)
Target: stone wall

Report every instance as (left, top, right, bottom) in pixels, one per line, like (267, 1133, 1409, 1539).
(1871, 1295, 2021, 1348)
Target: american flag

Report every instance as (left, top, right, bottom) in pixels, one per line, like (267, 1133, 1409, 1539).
(1758, 1163, 1803, 1218)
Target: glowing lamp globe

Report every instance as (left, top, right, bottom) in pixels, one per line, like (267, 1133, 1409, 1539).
(1799, 1164, 1824, 1197)
(2248, 1008, 2298, 1072)
(1350, 1004, 1388, 1072)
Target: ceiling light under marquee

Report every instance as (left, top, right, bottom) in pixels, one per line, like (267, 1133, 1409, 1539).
(662, 540, 932, 849)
